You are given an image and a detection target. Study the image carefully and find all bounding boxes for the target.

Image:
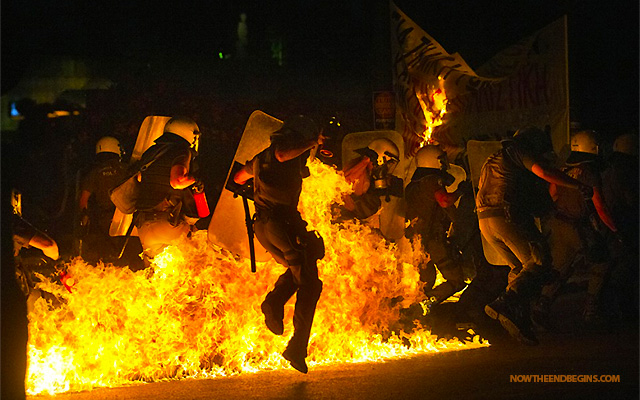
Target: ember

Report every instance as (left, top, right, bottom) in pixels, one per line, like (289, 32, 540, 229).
(26, 160, 487, 395)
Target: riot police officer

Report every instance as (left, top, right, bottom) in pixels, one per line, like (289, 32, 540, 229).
(533, 130, 619, 327)
(405, 144, 468, 307)
(78, 136, 127, 263)
(233, 115, 326, 374)
(135, 117, 203, 265)
(478, 127, 592, 345)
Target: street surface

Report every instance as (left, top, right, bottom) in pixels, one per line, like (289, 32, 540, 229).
(31, 324, 638, 400)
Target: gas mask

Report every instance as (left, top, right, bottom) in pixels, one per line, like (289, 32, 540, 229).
(371, 154, 399, 189)
(356, 138, 400, 190)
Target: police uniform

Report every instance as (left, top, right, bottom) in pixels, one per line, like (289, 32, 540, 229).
(80, 154, 127, 261)
(600, 150, 639, 319)
(245, 138, 323, 368)
(535, 159, 609, 323)
(405, 168, 466, 303)
(135, 136, 198, 263)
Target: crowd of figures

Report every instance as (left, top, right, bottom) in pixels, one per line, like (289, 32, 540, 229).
(2, 101, 638, 397)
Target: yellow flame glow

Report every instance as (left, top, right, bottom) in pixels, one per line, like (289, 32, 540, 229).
(416, 79, 448, 147)
(26, 159, 487, 395)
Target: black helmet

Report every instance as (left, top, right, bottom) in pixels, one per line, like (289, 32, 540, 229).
(271, 114, 320, 144)
(512, 126, 553, 156)
(323, 116, 342, 139)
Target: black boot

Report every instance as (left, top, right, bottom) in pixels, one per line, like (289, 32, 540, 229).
(283, 278, 323, 373)
(485, 291, 538, 346)
(261, 300, 285, 336)
(262, 269, 298, 336)
(531, 295, 552, 331)
(282, 343, 309, 374)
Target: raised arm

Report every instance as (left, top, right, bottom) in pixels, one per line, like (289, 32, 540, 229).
(274, 134, 326, 162)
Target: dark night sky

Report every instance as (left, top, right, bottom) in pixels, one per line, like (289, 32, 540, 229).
(2, 0, 638, 138)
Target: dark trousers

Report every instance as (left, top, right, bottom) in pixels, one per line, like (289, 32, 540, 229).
(254, 211, 323, 355)
(421, 237, 466, 302)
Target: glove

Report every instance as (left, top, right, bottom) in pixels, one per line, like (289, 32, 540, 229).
(439, 171, 455, 187)
(578, 184, 593, 199)
(613, 231, 625, 245)
(192, 180, 205, 193)
(456, 180, 472, 194)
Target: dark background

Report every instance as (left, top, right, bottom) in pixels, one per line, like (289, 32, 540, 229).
(2, 0, 638, 138)
(1, 0, 637, 245)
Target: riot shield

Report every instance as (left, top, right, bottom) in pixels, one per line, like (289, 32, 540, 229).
(109, 116, 171, 237)
(207, 111, 283, 261)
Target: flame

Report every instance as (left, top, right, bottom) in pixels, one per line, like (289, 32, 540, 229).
(26, 159, 487, 395)
(416, 78, 448, 147)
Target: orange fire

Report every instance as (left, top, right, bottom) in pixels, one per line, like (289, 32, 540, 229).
(26, 159, 487, 396)
(416, 78, 448, 146)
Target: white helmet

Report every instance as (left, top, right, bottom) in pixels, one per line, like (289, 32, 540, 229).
(367, 138, 400, 171)
(613, 133, 638, 156)
(95, 136, 122, 156)
(415, 144, 448, 169)
(163, 116, 201, 152)
(570, 130, 598, 155)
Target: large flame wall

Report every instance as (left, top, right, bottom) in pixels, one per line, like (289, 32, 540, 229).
(26, 160, 487, 395)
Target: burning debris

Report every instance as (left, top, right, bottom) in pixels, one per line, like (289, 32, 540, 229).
(26, 160, 487, 396)
(416, 83, 449, 146)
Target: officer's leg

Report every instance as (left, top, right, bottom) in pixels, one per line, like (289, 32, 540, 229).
(254, 218, 298, 335)
(582, 228, 612, 323)
(493, 218, 551, 300)
(478, 217, 524, 284)
(417, 236, 437, 293)
(482, 216, 545, 345)
(540, 216, 582, 300)
(424, 239, 466, 303)
(137, 219, 189, 266)
(533, 216, 581, 328)
(284, 249, 322, 373)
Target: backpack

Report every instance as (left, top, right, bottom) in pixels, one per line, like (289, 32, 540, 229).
(109, 145, 170, 214)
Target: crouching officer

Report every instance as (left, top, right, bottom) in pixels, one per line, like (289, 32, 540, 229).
(479, 127, 592, 345)
(78, 136, 127, 263)
(233, 115, 326, 374)
(534, 130, 619, 326)
(135, 116, 202, 265)
(405, 144, 468, 307)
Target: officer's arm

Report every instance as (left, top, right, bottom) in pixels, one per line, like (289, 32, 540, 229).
(233, 165, 254, 185)
(530, 163, 582, 190)
(548, 183, 558, 202)
(435, 188, 461, 208)
(170, 152, 196, 189)
(29, 230, 59, 260)
(592, 187, 618, 232)
(274, 134, 326, 162)
(78, 190, 91, 210)
(170, 164, 196, 189)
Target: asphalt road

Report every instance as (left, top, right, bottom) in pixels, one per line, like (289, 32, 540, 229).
(30, 324, 638, 400)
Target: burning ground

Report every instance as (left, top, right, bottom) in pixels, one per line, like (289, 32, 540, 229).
(26, 160, 488, 395)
